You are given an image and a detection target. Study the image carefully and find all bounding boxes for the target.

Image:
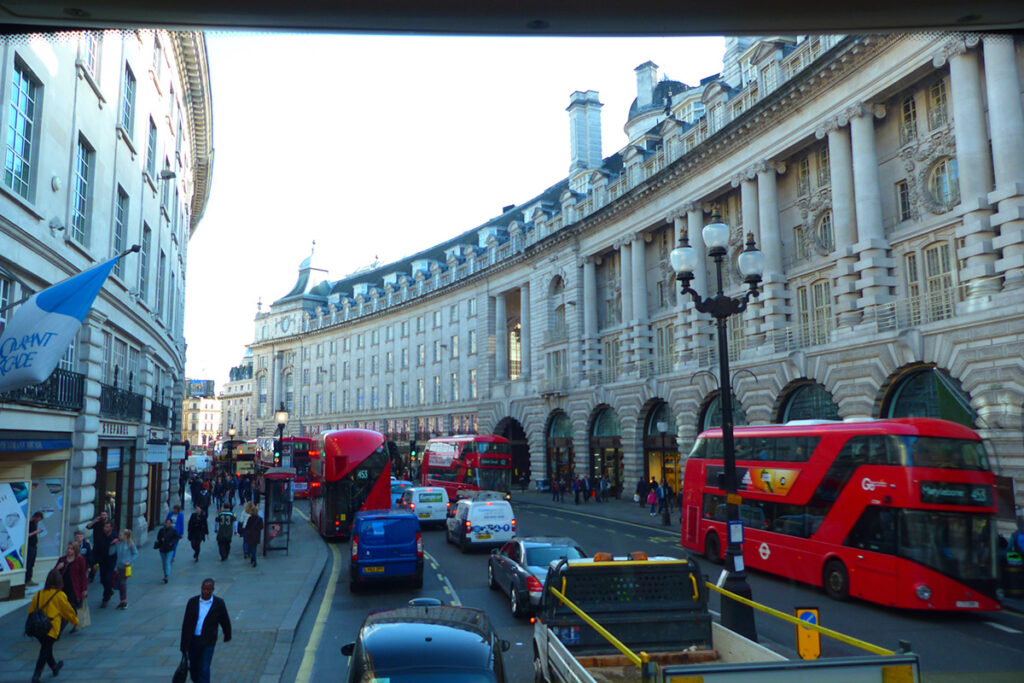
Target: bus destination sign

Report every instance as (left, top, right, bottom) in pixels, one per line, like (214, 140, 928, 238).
(919, 481, 992, 506)
(479, 457, 508, 467)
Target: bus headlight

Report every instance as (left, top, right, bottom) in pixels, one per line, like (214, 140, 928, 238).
(915, 584, 932, 601)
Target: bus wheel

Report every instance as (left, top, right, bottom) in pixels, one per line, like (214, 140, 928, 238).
(823, 559, 849, 601)
(704, 531, 722, 564)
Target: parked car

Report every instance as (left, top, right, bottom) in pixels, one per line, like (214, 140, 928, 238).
(445, 498, 515, 552)
(488, 536, 586, 617)
(397, 486, 450, 527)
(390, 479, 414, 508)
(349, 509, 423, 591)
(341, 599, 511, 682)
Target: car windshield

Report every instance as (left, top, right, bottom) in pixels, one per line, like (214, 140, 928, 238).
(526, 545, 585, 567)
(899, 510, 996, 582)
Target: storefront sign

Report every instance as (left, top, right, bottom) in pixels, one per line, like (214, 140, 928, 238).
(145, 441, 169, 464)
(100, 421, 134, 438)
(0, 439, 72, 452)
(171, 444, 186, 462)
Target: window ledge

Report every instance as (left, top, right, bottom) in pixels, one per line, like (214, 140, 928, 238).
(63, 234, 96, 262)
(117, 126, 138, 158)
(0, 184, 46, 221)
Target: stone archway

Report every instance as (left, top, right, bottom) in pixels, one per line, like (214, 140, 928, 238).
(495, 416, 530, 483)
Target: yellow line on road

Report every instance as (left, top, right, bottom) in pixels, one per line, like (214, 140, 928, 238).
(295, 534, 340, 683)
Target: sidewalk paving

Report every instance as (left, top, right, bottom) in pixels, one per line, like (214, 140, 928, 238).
(0, 502, 327, 683)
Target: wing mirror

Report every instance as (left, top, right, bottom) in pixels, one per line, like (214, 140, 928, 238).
(341, 642, 355, 656)
(500, 639, 511, 652)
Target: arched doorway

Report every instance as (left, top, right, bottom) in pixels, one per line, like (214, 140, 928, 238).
(546, 412, 574, 485)
(699, 391, 748, 431)
(496, 417, 530, 484)
(644, 401, 679, 493)
(882, 366, 976, 427)
(777, 381, 840, 422)
(589, 406, 623, 498)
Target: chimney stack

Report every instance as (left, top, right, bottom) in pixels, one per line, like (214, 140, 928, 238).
(635, 61, 658, 110)
(567, 90, 603, 172)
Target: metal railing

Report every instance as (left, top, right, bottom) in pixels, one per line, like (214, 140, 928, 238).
(0, 368, 85, 411)
(150, 402, 170, 426)
(99, 383, 145, 420)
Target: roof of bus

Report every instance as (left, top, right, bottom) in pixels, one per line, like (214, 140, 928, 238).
(697, 418, 980, 440)
(426, 434, 509, 443)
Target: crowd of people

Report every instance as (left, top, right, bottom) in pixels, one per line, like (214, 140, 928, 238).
(545, 473, 679, 520)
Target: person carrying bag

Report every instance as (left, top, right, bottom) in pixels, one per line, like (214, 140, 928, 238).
(25, 569, 78, 683)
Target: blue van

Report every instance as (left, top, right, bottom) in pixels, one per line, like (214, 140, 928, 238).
(350, 509, 423, 592)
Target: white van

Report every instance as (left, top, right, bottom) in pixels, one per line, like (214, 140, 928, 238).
(399, 486, 450, 527)
(446, 499, 516, 552)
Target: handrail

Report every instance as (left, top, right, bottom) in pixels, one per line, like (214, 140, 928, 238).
(547, 586, 649, 668)
(705, 582, 895, 656)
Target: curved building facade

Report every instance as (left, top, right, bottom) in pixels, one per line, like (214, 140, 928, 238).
(0, 30, 212, 597)
(247, 34, 1024, 511)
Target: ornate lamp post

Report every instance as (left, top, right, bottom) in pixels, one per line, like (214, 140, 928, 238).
(226, 426, 236, 476)
(670, 211, 764, 641)
(275, 403, 289, 467)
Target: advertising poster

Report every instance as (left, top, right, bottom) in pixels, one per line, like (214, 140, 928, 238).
(30, 478, 65, 558)
(0, 482, 30, 573)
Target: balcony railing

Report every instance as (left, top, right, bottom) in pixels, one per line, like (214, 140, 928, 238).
(0, 368, 85, 411)
(874, 287, 957, 332)
(539, 375, 571, 395)
(99, 383, 145, 421)
(150, 402, 170, 427)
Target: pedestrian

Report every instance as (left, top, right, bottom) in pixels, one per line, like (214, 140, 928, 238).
(657, 480, 667, 514)
(190, 476, 202, 508)
(179, 578, 232, 683)
(86, 514, 117, 608)
(551, 477, 559, 502)
(195, 483, 212, 516)
(225, 477, 236, 509)
(167, 504, 186, 563)
(243, 502, 264, 567)
(155, 518, 179, 583)
(53, 541, 87, 614)
(581, 475, 590, 504)
(73, 530, 93, 584)
(215, 505, 236, 561)
(113, 528, 138, 609)
(188, 508, 208, 562)
(600, 476, 610, 502)
(634, 478, 646, 507)
(647, 487, 658, 515)
(27, 570, 78, 682)
(23, 511, 45, 586)
(237, 475, 250, 505)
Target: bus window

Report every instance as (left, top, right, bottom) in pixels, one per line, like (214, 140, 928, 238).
(845, 506, 898, 555)
(905, 437, 989, 471)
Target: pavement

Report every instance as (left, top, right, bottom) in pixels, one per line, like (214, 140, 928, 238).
(0, 500, 327, 683)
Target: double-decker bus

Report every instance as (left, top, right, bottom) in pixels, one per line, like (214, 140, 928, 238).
(681, 418, 999, 611)
(214, 439, 247, 476)
(420, 435, 512, 501)
(234, 440, 257, 476)
(309, 429, 391, 539)
(255, 436, 318, 497)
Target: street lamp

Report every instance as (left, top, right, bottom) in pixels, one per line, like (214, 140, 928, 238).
(227, 426, 236, 477)
(275, 403, 289, 467)
(670, 211, 764, 641)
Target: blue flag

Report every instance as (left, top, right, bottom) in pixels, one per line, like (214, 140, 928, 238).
(0, 254, 124, 392)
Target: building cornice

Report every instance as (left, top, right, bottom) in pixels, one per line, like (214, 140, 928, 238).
(172, 31, 214, 237)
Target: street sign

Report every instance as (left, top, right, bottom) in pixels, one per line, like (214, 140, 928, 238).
(728, 519, 743, 544)
(795, 606, 821, 660)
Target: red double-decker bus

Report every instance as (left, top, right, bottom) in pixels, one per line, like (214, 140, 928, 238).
(309, 429, 391, 539)
(256, 436, 318, 498)
(681, 418, 999, 611)
(420, 434, 512, 501)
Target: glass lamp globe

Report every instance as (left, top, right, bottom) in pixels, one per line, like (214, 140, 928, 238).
(702, 218, 730, 250)
(669, 243, 698, 275)
(738, 235, 766, 278)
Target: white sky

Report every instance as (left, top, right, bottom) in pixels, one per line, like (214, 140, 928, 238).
(184, 33, 726, 386)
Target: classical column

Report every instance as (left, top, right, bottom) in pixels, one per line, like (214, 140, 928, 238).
(685, 207, 712, 353)
(944, 38, 999, 303)
(850, 104, 894, 309)
(619, 240, 633, 324)
(819, 120, 860, 326)
(494, 293, 508, 381)
(519, 283, 531, 379)
(631, 235, 648, 321)
(272, 351, 283, 413)
(71, 313, 104, 529)
(582, 256, 601, 376)
(984, 35, 1024, 289)
(757, 162, 787, 335)
(134, 346, 154, 539)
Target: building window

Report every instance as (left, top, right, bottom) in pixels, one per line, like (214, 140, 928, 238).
(371, 329, 379, 345)
(401, 382, 409, 407)
(356, 358, 363, 377)
(302, 368, 310, 385)
(356, 389, 363, 410)
(342, 390, 349, 411)
(603, 338, 621, 380)
(433, 376, 441, 402)
(450, 335, 459, 359)
(139, 224, 152, 301)
(509, 322, 522, 380)
(450, 373, 459, 401)
(897, 180, 912, 221)
(417, 379, 425, 404)
(401, 348, 409, 369)
(0, 276, 12, 335)
(146, 118, 158, 177)
(371, 386, 378, 409)
(417, 344, 425, 366)
(342, 361, 350, 379)
(69, 136, 95, 245)
(152, 37, 162, 78)
(82, 33, 100, 76)
(386, 384, 393, 408)
(468, 298, 477, 317)
(816, 146, 830, 186)
(928, 158, 960, 211)
(385, 325, 394, 342)
(433, 340, 442, 363)
(385, 351, 393, 372)
(371, 355, 378, 374)
(927, 81, 948, 130)
(793, 226, 806, 260)
(357, 334, 364, 349)
(416, 316, 424, 333)
(433, 310, 442, 328)
(120, 64, 136, 137)
(156, 251, 166, 318)
(469, 369, 478, 399)
(343, 337, 350, 352)
(468, 329, 477, 355)
(760, 61, 778, 93)
(112, 188, 129, 278)
(816, 210, 834, 253)
(450, 303, 459, 322)
(900, 96, 918, 145)
(4, 61, 39, 200)
(797, 157, 811, 196)
(796, 279, 832, 346)
(401, 320, 409, 337)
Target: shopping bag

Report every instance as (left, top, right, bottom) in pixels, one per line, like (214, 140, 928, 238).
(172, 653, 189, 683)
(77, 602, 91, 628)
(124, 564, 132, 578)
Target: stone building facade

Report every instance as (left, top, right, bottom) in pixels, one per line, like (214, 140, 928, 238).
(0, 30, 212, 598)
(246, 34, 1024, 514)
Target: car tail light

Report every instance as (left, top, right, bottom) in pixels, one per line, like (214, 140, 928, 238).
(511, 518, 516, 531)
(526, 575, 543, 595)
(465, 520, 472, 531)
(351, 535, 359, 560)
(416, 532, 423, 558)
(409, 503, 415, 511)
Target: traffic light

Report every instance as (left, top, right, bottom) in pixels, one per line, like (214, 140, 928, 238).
(274, 446, 281, 466)
(409, 440, 417, 458)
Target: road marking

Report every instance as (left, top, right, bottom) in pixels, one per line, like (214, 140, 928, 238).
(424, 550, 461, 606)
(515, 500, 677, 536)
(986, 621, 1024, 634)
(295, 537, 340, 683)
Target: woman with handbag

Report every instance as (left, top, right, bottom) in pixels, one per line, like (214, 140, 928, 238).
(25, 569, 78, 683)
(53, 541, 87, 632)
(114, 528, 138, 609)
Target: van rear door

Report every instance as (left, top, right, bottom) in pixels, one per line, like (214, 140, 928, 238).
(357, 516, 419, 577)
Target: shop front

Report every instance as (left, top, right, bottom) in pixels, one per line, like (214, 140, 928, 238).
(644, 402, 680, 494)
(0, 433, 72, 601)
(545, 412, 574, 485)
(589, 407, 623, 498)
(97, 420, 138, 532)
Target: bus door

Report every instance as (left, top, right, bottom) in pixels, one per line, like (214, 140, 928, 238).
(843, 505, 899, 593)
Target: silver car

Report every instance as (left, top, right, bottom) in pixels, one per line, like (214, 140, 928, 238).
(487, 536, 586, 617)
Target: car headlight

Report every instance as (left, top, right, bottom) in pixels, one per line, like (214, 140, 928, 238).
(915, 584, 932, 601)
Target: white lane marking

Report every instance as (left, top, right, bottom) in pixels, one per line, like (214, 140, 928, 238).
(424, 550, 461, 606)
(295, 538, 340, 683)
(986, 621, 1024, 634)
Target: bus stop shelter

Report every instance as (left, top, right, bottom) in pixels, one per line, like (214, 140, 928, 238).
(262, 467, 296, 556)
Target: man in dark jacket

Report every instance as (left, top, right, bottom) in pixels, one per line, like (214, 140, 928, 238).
(180, 578, 231, 683)
(86, 513, 118, 607)
(188, 508, 208, 562)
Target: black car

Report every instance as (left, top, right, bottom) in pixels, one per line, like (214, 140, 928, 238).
(488, 536, 586, 617)
(341, 599, 511, 682)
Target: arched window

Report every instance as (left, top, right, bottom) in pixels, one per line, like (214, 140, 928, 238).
(700, 392, 748, 431)
(780, 383, 840, 422)
(886, 367, 976, 427)
(817, 210, 834, 252)
(928, 158, 960, 211)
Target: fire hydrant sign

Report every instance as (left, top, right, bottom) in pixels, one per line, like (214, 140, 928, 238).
(795, 607, 821, 660)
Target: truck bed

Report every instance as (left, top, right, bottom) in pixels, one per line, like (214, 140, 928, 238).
(577, 649, 720, 682)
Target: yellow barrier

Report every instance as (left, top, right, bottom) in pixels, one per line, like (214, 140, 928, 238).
(548, 586, 649, 667)
(705, 582, 895, 656)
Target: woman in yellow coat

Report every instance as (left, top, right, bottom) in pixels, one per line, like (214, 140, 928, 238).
(26, 569, 78, 683)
